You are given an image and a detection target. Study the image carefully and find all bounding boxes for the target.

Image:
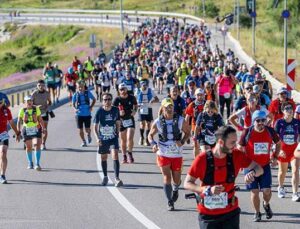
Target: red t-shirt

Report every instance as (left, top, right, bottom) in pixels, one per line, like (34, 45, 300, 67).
(239, 127, 280, 166)
(185, 101, 204, 131)
(64, 73, 78, 84)
(0, 107, 12, 133)
(188, 149, 251, 215)
(268, 98, 296, 127)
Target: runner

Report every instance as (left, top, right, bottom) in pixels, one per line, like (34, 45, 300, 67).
(185, 88, 206, 157)
(17, 96, 47, 171)
(72, 56, 81, 72)
(84, 56, 94, 87)
(113, 83, 138, 163)
(181, 80, 196, 107)
(43, 62, 56, 103)
(64, 67, 78, 103)
(31, 80, 52, 150)
(121, 71, 138, 96)
(274, 102, 300, 201)
(0, 100, 20, 184)
(164, 66, 176, 95)
(184, 125, 263, 229)
(93, 92, 123, 187)
(176, 61, 190, 92)
(91, 63, 102, 100)
(53, 64, 63, 103)
(148, 98, 190, 211)
(194, 101, 224, 152)
(238, 110, 281, 222)
(168, 86, 186, 117)
(72, 81, 96, 147)
(99, 67, 112, 94)
(0, 92, 10, 107)
(135, 81, 159, 146)
(154, 61, 166, 94)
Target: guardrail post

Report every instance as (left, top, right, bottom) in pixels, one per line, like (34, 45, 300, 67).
(11, 94, 14, 108)
(17, 93, 20, 106)
(22, 91, 25, 102)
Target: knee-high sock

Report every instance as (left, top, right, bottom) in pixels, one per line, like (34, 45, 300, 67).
(26, 152, 33, 164)
(101, 160, 108, 177)
(163, 184, 173, 201)
(113, 160, 120, 179)
(35, 150, 41, 165)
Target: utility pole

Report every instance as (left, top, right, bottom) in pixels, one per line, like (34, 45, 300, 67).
(284, 0, 287, 79)
(202, 0, 206, 17)
(120, 0, 124, 36)
(237, 0, 240, 41)
(252, 0, 256, 57)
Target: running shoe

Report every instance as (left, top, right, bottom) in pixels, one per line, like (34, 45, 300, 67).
(263, 202, 273, 219)
(27, 162, 34, 169)
(139, 137, 144, 146)
(41, 144, 46, 150)
(81, 141, 87, 147)
(168, 200, 175, 211)
(87, 135, 92, 144)
(292, 193, 300, 202)
(253, 212, 262, 222)
(122, 155, 128, 164)
(114, 178, 123, 187)
(128, 154, 134, 163)
(277, 186, 286, 198)
(34, 165, 42, 171)
(56, 98, 59, 103)
(172, 190, 179, 202)
(0, 175, 7, 184)
(102, 176, 109, 186)
(144, 139, 151, 146)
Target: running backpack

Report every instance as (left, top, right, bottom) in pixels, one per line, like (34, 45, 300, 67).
(137, 88, 153, 104)
(158, 114, 182, 142)
(75, 91, 90, 108)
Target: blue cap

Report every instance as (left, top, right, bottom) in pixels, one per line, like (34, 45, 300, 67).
(68, 67, 73, 74)
(277, 87, 288, 94)
(252, 110, 267, 123)
(188, 79, 195, 84)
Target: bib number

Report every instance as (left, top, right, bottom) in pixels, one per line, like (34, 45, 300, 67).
(205, 135, 216, 145)
(126, 85, 132, 91)
(140, 106, 149, 115)
(47, 77, 54, 82)
(0, 131, 9, 141)
(122, 119, 133, 128)
(254, 143, 269, 155)
(67, 82, 74, 86)
(26, 127, 38, 136)
(96, 80, 102, 85)
(283, 135, 295, 145)
(224, 93, 230, 99)
(55, 77, 61, 83)
(204, 192, 228, 209)
(166, 144, 180, 155)
(100, 126, 115, 137)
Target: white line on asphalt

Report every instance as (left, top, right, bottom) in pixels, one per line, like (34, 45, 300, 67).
(96, 155, 161, 229)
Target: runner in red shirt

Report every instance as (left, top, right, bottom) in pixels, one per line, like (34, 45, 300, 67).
(184, 126, 263, 229)
(64, 67, 79, 102)
(185, 88, 205, 158)
(72, 56, 82, 72)
(239, 110, 281, 222)
(0, 101, 20, 184)
(268, 87, 296, 127)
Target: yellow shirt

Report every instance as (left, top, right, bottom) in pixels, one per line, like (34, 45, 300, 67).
(18, 106, 41, 128)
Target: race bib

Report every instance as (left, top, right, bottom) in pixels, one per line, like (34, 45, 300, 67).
(254, 143, 269, 155)
(0, 131, 9, 141)
(100, 126, 115, 137)
(224, 93, 231, 99)
(204, 192, 228, 209)
(122, 119, 133, 128)
(41, 113, 47, 117)
(55, 77, 61, 83)
(165, 144, 180, 155)
(283, 135, 295, 145)
(140, 106, 149, 115)
(205, 135, 216, 145)
(26, 127, 38, 136)
(96, 80, 102, 85)
(126, 85, 132, 91)
(47, 77, 54, 82)
(67, 82, 74, 86)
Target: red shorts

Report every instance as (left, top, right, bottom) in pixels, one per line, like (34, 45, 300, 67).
(157, 156, 183, 171)
(278, 143, 297, 163)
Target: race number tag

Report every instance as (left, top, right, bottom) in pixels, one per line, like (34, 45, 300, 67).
(100, 126, 114, 137)
(126, 85, 132, 91)
(283, 135, 295, 145)
(96, 80, 102, 85)
(26, 127, 38, 136)
(67, 82, 74, 86)
(224, 93, 231, 99)
(122, 119, 133, 128)
(140, 106, 149, 115)
(254, 143, 269, 155)
(204, 192, 228, 209)
(55, 77, 61, 83)
(166, 144, 180, 155)
(47, 77, 54, 82)
(205, 135, 216, 145)
(0, 131, 9, 141)
(41, 113, 47, 118)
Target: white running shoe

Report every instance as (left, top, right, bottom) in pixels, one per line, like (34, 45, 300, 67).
(277, 186, 286, 198)
(292, 193, 300, 202)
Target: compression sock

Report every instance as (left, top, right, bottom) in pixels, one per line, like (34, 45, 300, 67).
(140, 129, 145, 139)
(26, 152, 33, 164)
(146, 130, 150, 139)
(101, 160, 108, 177)
(163, 184, 173, 201)
(35, 150, 41, 165)
(113, 160, 120, 179)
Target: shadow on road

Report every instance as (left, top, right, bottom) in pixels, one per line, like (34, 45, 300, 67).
(9, 179, 102, 187)
(42, 168, 99, 174)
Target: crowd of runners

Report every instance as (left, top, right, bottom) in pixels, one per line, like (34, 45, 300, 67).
(1, 17, 300, 228)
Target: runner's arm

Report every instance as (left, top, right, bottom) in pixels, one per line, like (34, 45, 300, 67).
(148, 122, 158, 145)
(8, 119, 20, 136)
(184, 175, 204, 194)
(228, 113, 242, 130)
(180, 119, 191, 145)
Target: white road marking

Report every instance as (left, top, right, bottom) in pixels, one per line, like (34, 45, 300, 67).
(96, 155, 161, 229)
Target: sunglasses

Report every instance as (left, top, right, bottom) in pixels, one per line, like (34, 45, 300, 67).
(283, 106, 293, 111)
(103, 98, 112, 102)
(119, 88, 126, 91)
(245, 87, 253, 91)
(38, 84, 45, 87)
(255, 119, 266, 123)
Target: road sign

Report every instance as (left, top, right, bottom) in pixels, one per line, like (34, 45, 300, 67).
(287, 59, 297, 91)
(250, 11, 256, 18)
(89, 34, 96, 48)
(282, 10, 290, 19)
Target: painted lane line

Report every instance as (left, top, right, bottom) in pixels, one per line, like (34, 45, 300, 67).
(96, 156, 161, 229)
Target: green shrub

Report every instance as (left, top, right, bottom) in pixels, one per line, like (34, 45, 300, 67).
(240, 14, 251, 28)
(205, 2, 220, 18)
(25, 45, 45, 58)
(2, 52, 16, 61)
